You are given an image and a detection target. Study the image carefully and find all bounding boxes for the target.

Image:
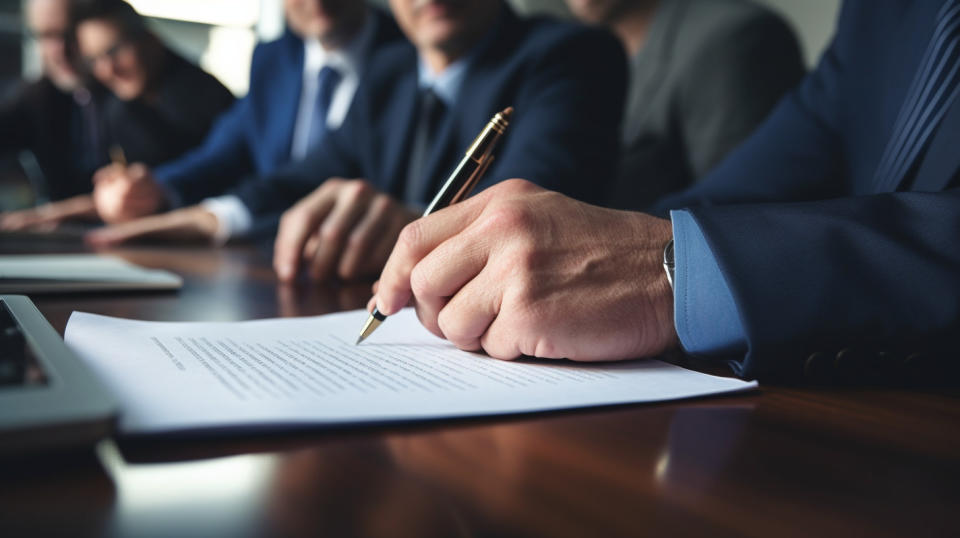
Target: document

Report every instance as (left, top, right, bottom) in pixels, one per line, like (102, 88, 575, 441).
(64, 308, 757, 435)
(0, 254, 181, 293)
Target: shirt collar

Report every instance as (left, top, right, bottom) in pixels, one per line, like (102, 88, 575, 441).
(416, 55, 471, 106)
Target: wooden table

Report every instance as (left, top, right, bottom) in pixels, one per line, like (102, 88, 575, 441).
(1, 236, 958, 538)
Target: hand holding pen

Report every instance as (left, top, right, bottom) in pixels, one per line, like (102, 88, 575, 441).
(356, 107, 513, 344)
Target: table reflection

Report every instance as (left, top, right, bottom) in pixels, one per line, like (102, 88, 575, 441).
(0, 446, 115, 537)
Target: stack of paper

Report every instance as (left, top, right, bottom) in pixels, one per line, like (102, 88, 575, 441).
(64, 308, 756, 436)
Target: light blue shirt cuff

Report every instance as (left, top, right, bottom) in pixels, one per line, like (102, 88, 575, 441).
(670, 210, 747, 357)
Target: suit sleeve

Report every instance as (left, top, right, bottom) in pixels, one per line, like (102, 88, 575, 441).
(228, 111, 362, 216)
(153, 96, 255, 207)
(677, 9, 805, 179)
(479, 28, 627, 206)
(653, 2, 960, 381)
(688, 189, 960, 381)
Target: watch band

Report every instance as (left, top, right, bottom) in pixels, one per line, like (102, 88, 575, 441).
(663, 239, 675, 289)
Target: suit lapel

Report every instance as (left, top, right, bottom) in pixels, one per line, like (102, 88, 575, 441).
(908, 89, 960, 191)
(872, 1, 953, 193)
(276, 35, 305, 161)
(379, 70, 420, 197)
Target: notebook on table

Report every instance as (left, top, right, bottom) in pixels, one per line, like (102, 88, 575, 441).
(0, 254, 182, 294)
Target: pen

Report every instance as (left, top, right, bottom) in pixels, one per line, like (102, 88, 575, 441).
(109, 145, 127, 168)
(356, 106, 514, 345)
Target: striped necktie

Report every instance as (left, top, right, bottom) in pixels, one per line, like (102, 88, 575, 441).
(873, 0, 960, 192)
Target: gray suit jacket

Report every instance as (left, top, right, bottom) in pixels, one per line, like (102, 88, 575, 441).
(609, 0, 805, 210)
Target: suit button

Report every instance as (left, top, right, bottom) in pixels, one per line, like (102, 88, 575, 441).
(804, 352, 833, 384)
(835, 347, 868, 382)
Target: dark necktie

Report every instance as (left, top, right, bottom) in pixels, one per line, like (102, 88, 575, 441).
(305, 66, 343, 151)
(404, 88, 448, 205)
(874, 0, 960, 191)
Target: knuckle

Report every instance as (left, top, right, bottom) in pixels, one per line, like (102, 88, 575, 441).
(346, 229, 365, 248)
(319, 223, 343, 242)
(512, 278, 540, 307)
(436, 309, 465, 343)
(344, 180, 371, 201)
(532, 337, 561, 359)
(278, 209, 303, 230)
(371, 193, 392, 212)
(409, 264, 433, 298)
(337, 262, 357, 281)
(498, 178, 537, 194)
(397, 220, 425, 252)
(483, 203, 534, 234)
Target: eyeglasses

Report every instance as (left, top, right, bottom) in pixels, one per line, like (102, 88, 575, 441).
(30, 30, 68, 43)
(81, 38, 134, 70)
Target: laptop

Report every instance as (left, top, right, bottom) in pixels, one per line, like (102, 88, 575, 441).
(0, 295, 116, 455)
(0, 254, 182, 294)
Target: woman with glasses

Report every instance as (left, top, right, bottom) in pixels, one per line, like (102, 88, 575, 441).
(0, 0, 234, 231)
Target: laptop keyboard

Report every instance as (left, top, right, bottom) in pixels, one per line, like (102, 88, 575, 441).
(0, 300, 47, 388)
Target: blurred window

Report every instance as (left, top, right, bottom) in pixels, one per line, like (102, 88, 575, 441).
(126, 0, 259, 27)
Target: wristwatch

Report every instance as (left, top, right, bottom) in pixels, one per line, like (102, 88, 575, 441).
(663, 239, 675, 289)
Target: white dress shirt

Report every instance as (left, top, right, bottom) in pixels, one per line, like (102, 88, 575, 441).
(202, 14, 378, 243)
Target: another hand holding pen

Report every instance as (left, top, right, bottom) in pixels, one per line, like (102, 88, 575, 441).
(356, 107, 513, 343)
(92, 162, 168, 223)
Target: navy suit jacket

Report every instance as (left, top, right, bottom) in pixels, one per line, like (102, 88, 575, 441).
(657, 0, 960, 381)
(154, 9, 402, 207)
(232, 6, 626, 216)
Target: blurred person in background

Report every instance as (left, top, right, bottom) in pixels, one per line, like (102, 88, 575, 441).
(86, 0, 627, 286)
(88, 0, 403, 233)
(0, 0, 234, 231)
(566, 0, 804, 209)
(0, 0, 104, 227)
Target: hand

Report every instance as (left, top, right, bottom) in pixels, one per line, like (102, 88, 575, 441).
(0, 195, 97, 231)
(85, 206, 219, 247)
(274, 178, 419, 282)
(373, 179, 679, 361)
(92, 162, 167, 223)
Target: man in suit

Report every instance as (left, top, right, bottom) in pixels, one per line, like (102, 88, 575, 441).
(372, 0, 960, 384)
(566, 0, 804, 210)
(90, 0, 403, 225)
(89, 0, 627, 285)
(0, 0, 234, 230)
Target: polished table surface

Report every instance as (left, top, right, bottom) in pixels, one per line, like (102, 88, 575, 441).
(1, 234, 958, 538)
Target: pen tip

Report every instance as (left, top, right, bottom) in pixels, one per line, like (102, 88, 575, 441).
(356, 311, 384, 346)
(501, 106, 513, 118)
